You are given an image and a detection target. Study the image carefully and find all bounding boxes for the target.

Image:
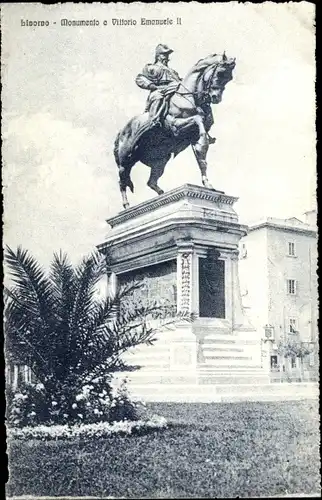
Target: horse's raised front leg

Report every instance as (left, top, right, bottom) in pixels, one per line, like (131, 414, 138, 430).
(192, 123, 214, 190)
(168, 113, 207, 139)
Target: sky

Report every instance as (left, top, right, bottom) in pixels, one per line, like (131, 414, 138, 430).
(2, 2, 316, 267)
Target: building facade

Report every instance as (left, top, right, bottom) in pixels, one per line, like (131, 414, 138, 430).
(239, 212, 318, 379)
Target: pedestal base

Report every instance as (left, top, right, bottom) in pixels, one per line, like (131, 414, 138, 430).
(98, 185, 271, 400)
(121, 318, 267, 390)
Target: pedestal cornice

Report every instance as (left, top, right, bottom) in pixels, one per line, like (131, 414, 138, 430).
(106, 184, 238, 228)
(97, 184, 247, 274)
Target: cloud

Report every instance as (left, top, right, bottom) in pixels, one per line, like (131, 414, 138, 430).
(3, 112, 121, 265)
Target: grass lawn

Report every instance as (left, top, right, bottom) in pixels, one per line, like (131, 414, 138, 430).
(7, 400, 320, 498)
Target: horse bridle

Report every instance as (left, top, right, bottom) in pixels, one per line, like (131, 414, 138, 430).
(174, 62, 220, 106)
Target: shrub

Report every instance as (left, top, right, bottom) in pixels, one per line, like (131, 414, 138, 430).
(6, 376, 147, 428)
(6, 382, 48, 427)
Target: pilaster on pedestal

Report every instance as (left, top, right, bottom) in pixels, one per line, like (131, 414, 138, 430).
(176, 242, 199, 316)
(177, 250, 193, 315)
(173, 244, 198, 374)
(107, 271, 118, 299)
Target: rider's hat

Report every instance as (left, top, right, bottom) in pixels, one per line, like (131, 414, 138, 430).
(155, 44, 174, 58)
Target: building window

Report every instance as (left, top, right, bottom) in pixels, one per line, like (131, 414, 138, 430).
(288, 242, 296, 256)
(270, 355, 278, 369)
(289, 318, 298, 334)
(291, 357, 297, 369)
(287, 279, 297, 295)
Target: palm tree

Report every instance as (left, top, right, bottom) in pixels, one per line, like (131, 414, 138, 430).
(4, 246, 179, 406)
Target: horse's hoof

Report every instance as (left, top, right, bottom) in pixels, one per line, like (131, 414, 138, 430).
(123, 203, 130, 210)
(157, 190, 164, 196)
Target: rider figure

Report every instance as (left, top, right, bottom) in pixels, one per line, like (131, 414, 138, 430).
(135, 44, 181, 126)
(136, 44, 216, 143)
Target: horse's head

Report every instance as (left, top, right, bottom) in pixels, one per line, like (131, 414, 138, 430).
(202, 53, 236, 104)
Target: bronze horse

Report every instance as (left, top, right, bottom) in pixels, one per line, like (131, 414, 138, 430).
(114, 53, 236, 208)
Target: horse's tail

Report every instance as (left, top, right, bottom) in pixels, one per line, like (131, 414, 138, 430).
(113, 130, 134, 193)
(113, 131, 121, 167)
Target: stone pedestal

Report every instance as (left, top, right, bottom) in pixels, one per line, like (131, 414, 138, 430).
(97, 184, 268, 394)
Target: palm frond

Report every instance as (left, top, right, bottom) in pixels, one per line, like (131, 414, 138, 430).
(50, 250, 78, 344)
(50, 251, 78, 304)
(69, 253, 105, 334)
(75, 251, 106, 283)
(4, 246, 55, 325)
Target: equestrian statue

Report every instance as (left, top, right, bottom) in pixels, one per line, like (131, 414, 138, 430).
(114, 44, 236, 208)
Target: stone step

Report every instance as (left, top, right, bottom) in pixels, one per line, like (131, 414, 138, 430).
(130, 382, 307, 394)
(204, 338, 260, 350)
(199, 332, 237, 341)
(126, 345, 170, 356)
(128, 375, 199, 385)
(198, 367, 264, 373)
(126, 382, 319, 403)
(201, 338, 238, 345)
(202, 356, 253, 366)
(205, 353, 251, 359)
(199, 328, 258, 339)
(123, 348, 170, 363)
(198, 375, 270, 385)
(127, 374, 269, 386)
(126, 367, 265, 375)
(200, 363, 261, 370)
(123, 369, 270, 385)
(124, 350, 170, 360)
(202, 346, 244, 353)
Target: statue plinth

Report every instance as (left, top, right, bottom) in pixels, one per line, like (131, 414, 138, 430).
(97, 184, 269, 397)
